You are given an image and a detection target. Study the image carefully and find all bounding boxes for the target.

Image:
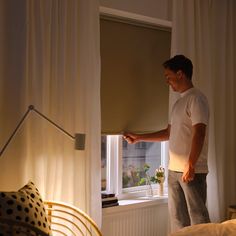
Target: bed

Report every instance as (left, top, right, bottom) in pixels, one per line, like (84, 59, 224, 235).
(0, 181, 102, 235)
(169, 219, 236, 236)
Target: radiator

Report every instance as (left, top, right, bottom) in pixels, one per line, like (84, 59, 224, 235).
(102, 200, 169, 236)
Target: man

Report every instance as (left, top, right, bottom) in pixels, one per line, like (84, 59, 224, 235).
(124, 55, 210, 232)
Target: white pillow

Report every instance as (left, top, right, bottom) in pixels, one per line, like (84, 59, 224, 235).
(169, 220, 236, 236)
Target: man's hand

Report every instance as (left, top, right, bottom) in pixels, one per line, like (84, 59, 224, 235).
(123, 133, 139, 144)
(182, 163, 195, 183)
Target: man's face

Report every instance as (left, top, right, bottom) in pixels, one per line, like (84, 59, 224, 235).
(164, 68, 181, 92)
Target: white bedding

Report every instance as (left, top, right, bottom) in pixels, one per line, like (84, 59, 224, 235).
(169, 219, 236, 236)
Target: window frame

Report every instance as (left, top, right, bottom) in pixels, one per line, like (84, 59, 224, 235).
(100, 7, 171, 200)
(104, 135, 169, 199)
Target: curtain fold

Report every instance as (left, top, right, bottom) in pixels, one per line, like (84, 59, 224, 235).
(0, 0, 101, 226)
(171, 0, 236, 222)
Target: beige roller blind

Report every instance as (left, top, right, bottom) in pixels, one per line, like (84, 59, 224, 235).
(101, 17, 171, 134)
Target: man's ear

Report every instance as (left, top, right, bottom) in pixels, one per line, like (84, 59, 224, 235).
(177, 70, 182, 78)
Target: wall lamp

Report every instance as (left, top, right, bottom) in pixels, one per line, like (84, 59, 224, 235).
(0, 105, 85, 157)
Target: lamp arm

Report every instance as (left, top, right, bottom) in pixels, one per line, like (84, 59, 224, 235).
(29, 106, 85, 150)
(30, 106, 75, 140)
(0, 105, 85, 157)
(0, 107, 32, 156)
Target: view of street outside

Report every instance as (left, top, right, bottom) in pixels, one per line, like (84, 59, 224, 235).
(101, 136, 162, 190)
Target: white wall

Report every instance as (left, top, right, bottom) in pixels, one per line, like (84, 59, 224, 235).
(99, 0, 172, 21)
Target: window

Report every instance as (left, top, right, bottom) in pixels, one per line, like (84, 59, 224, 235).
(101, 135, 168, 198)
(100, 8, 171, 199)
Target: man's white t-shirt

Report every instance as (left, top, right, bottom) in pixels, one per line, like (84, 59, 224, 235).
(168, 87, 209, 173)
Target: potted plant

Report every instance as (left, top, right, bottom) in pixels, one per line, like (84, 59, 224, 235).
(150, 166, 165, 196)
(139, 164, 165, 196)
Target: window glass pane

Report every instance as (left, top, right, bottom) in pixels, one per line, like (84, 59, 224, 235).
(101, 136, 107, 191)
(122, 138, 162, 189)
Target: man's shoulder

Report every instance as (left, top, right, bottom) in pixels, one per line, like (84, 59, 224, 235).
(187, 88, 208, 103)
(189, 87, 206, 96)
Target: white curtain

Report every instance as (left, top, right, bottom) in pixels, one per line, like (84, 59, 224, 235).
(171, 0, 236, 222)
(0, 0, 101, 225)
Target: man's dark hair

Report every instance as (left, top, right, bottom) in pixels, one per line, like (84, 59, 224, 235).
(163, 55, 193, 80)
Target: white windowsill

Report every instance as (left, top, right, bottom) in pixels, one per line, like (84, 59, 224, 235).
(102, 194, 168, 214)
